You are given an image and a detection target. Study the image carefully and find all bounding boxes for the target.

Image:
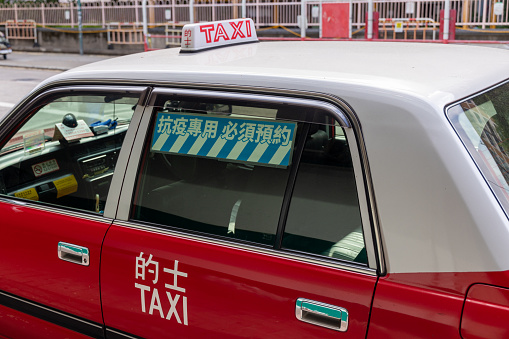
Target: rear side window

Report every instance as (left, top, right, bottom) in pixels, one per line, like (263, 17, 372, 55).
(448, 81, 509, 215)
(131, 96, 367, 265)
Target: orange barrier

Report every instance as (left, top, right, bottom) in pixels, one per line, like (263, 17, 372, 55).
(164, 24, 182, 48)
(143, 23, 182, 51)
(107, 22, 144, 47)
(379, 18, 438, 40)
(6, 20, 38, 46)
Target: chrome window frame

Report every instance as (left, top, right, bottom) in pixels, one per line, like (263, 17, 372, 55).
(116, 87, 380, 274)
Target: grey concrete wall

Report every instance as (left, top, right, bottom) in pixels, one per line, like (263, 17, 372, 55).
(1, 28, 149, 55)
(1, 27, 507, 56)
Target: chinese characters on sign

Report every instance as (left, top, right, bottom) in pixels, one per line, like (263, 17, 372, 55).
(135, 252, 189, 325)
(151, 113, 297, 168)
(157, 115, 291, 145)
(184, 29, 192, 48)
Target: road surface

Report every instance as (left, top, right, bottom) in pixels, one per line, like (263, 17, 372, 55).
(0, 51, 113, 118)
(0, 68, 60, 117)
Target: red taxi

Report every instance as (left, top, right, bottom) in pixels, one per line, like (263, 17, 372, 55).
(1, 18, 509, 338)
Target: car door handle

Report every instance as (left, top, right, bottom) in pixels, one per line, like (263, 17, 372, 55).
(58, 242, 90, 266)
(295, 298, 348, 332)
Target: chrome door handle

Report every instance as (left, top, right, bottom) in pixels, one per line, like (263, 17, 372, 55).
(58, 242, 90, 266)
(295, 298, 348, 332)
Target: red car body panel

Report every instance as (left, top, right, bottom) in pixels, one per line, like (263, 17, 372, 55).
(461, 284, 509, 339)
(101, 224, 377, 338)
(368, 271, 509, 338)
(0, 202, 108, 323)
(0, 304, 91, 339)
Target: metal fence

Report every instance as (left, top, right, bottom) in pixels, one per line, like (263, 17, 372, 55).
(0, 0, 507, 30)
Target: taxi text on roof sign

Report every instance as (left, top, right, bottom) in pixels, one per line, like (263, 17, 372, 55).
(180, 18, 258, 53)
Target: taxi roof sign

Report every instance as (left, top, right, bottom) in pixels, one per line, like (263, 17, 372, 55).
(180, 18, 258, 53)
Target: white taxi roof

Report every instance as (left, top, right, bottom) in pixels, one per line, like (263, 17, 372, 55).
(41, 41, 509, 108)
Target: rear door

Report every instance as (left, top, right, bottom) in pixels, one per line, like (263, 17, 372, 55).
(101, 88, 380, 338)
(0, 86, 145, 338)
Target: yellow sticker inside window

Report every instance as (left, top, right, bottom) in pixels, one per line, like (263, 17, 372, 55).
(14, 187, 39, 201)
(53, 175, 78, 198)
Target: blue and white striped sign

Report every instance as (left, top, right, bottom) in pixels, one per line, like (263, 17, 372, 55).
(151, 113, 297, 167)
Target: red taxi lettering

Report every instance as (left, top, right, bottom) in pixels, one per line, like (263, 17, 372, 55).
(214, 23, 230, 42)
(199, 20, 252, 44)
(199, 24, 215, 43)
(229, 21, 246, 39)
(244, 20, 252, 37)
(135, 252, 189, 325)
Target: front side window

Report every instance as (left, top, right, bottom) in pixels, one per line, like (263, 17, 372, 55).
(0, 91, 140, 213)
(448, 82, 509, 214)
(132, 95, 367, 264)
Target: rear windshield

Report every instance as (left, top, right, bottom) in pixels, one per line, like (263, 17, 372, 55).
(447, 81, 509, 212)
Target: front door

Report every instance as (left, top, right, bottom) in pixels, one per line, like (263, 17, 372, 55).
(0, 87, 144, 338)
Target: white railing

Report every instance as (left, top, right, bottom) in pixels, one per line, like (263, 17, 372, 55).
(0, 0, 507, 30)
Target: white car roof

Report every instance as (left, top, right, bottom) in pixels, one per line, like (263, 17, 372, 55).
(42, 41, 509, 107)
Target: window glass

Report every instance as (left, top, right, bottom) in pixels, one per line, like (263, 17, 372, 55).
(0, 92, 139, 213)
(448, 82, 509, 215)
(132, 96, 366, 264)
(282, 120, 367, 264)
(132, 99, 302, 246)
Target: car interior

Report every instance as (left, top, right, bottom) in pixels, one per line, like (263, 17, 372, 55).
(0, 94, 138, 214)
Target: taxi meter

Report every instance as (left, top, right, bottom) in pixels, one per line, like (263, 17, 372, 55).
(180, 18, 258, 52)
